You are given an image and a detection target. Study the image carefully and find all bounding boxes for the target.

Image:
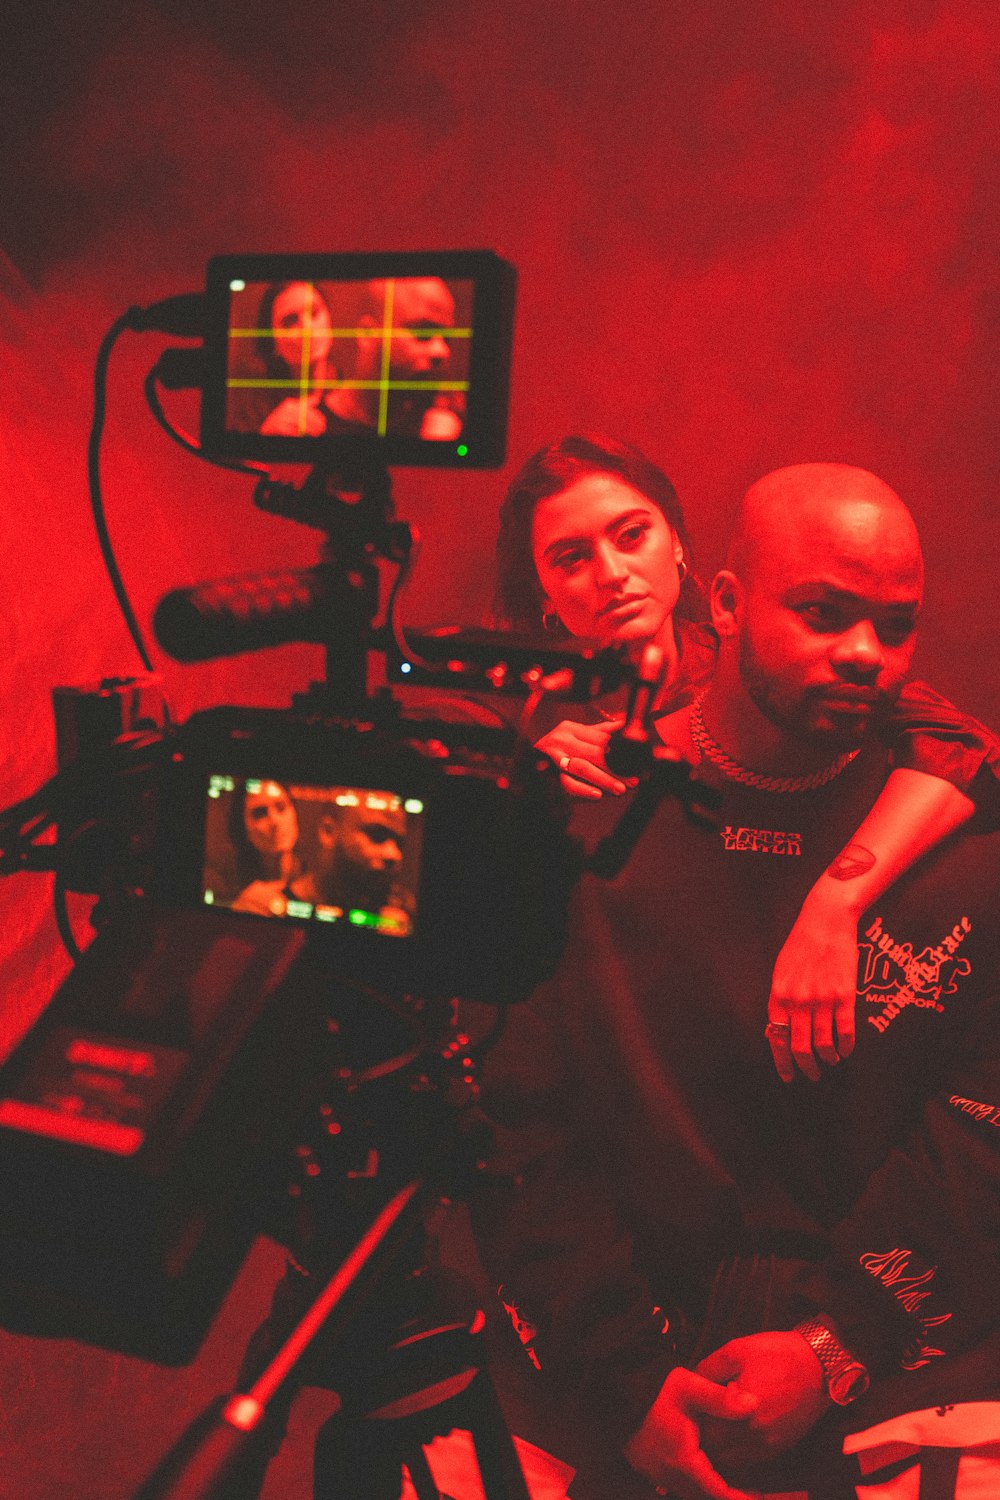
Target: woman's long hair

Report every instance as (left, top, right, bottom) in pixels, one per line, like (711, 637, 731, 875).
(493, 433, 707, 634)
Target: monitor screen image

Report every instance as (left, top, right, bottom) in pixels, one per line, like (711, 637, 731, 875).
(201, 776, 425, 940)
(223, 276, 473, 445)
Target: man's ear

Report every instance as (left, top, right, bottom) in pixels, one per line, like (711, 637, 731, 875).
(710, 569, 745, 639)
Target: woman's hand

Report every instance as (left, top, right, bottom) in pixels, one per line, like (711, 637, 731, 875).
(535, 716, 632, 799)
(766, 886, 860, 1082)
(259, 394, 326, 436)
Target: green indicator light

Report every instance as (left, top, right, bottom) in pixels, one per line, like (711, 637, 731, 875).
(348, 909, 377, 927)
(286, 900, 314, 920)
(315, 908, 338, 923)
(229, 278, 246, 292)
(403, 798, 424, 815)
(457, 444, 468, 457)
(204, 891, 215, 905)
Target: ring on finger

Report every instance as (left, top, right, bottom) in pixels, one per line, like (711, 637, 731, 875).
(559, 755, 572, 772)
(765, 1020, 792, 1040)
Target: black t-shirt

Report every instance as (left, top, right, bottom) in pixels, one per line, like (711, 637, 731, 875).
(473, 739, 1000, 1476)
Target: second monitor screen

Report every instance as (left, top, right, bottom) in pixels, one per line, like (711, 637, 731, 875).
(202, 778, 425, 939)
(223, 277, 474, 444)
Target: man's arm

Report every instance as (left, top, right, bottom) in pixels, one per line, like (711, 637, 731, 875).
(698, 993, 1000, 1476)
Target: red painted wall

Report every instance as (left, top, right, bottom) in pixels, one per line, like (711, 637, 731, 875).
(0, 4, 998, 1490)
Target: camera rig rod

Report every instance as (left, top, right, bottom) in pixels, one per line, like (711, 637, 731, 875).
(133, 1177, 427, 1500)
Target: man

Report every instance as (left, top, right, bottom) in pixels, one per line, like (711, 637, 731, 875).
(291, 796, 412, 934)
(324, 277, 463, 440)
(474, 464, 1000, 1499)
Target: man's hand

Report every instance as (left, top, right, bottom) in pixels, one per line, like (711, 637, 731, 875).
(696, 1332, 829, 1473)
(767, 886, 860, 1082)
(535, 717, 631, 799)
(622, 1366, 762, 1500)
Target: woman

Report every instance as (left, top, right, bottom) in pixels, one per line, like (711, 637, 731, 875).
(254, 281, 343, 438)
(227, 780, 303, 917)
(495, 434, 1000, 1081)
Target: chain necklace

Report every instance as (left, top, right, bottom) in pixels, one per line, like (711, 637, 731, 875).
(689, 691, 860, 793)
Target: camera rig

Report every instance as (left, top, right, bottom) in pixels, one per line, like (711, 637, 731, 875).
(0, 260, 715, 1499)
(0, 438, 631, 1353)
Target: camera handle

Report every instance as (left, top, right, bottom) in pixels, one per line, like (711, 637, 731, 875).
(590, 643, 723, 879)
(253, 458, 414, 721)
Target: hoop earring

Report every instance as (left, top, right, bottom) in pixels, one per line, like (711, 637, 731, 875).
(542, 610, 561, 633)
(677, 558, 688, 582)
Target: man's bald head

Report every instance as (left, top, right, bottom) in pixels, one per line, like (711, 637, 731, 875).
(727, 463, 923, 595)
(710, 463, 924, 751)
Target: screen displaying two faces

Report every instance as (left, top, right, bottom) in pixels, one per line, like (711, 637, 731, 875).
(224, 276, 472, 444)
(202, 776, 425, 940)
(202, 252, 515, 467)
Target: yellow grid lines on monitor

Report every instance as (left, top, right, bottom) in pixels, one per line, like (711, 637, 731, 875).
(226, 281, 473, 433)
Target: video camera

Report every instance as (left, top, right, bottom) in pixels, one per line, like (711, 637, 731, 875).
(0, 250, 634, 1374)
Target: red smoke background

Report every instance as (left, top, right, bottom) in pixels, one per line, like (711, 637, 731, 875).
(1, 2, 998, 1493)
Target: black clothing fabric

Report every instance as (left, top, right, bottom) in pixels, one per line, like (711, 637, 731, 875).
(471, 742, 1000, 1490)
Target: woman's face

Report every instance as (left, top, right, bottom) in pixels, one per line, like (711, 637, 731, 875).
(243, 783, 298, 857)
(531, 472, 685, 651)
(270, 283, 333, 373)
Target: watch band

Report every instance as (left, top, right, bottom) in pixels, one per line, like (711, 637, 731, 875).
(794, 1316, 871, 1406)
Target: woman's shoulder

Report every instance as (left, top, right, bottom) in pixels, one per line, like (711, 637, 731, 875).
(658, 619, 717, 713)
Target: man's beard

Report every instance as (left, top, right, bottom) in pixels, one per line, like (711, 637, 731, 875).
(338, 858, 393, 911)
(738, 628, 890, 752)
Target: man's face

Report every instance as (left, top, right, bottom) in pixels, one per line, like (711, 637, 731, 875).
(326, 803, 406, 909)
(357, 278, 454, 381)
(387, 278, 454, 379)
(735, 507, 922, 748)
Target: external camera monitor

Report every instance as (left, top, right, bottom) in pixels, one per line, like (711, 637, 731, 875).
(200, 250, 516, 468)
(201, 775, 425, 941)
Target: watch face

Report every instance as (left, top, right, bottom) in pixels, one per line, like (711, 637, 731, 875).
(829, 1362, 871, 1406)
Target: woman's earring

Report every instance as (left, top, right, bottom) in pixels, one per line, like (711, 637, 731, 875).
(542, 609, 561, 633)
(677, 557, 688, 582)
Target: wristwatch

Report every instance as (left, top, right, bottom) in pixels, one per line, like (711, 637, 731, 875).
(794, 1317, 871, 1406)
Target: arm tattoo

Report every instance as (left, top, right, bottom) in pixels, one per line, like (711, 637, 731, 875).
(827, 843, 877, 881)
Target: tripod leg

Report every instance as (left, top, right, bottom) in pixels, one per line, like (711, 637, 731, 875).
(406, 1443, 446, 1500)
(462, 1370, 532, 1500)
(313, 1408, 417, 1500)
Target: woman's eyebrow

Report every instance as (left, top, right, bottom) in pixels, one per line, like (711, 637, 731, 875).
(541, 533, 587, 562)
(541, 508, 652, 563)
